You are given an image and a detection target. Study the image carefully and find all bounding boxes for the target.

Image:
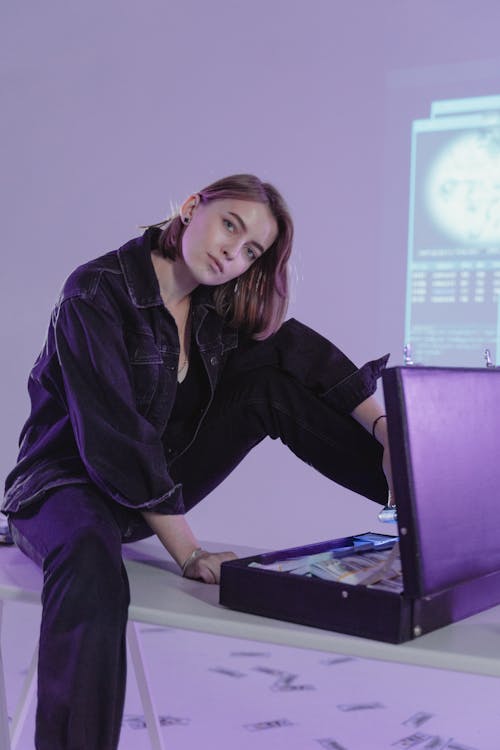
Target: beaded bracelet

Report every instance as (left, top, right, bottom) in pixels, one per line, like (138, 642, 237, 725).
(371, 414, 387, 439)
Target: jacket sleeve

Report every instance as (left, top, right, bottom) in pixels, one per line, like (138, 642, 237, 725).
(227, 317, 389, 414)
(53, 294, 185, 514)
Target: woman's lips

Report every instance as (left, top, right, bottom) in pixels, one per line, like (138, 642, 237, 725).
(207, 253, 224, 273)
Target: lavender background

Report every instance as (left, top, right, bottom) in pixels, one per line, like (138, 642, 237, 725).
(2, 0, 500, 549)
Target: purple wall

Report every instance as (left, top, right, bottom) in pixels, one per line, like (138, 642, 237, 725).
(2, 1, 500, 547)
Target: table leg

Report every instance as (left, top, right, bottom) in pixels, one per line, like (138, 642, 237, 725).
(0, 601, 12, 750)
(126, 621, 166, 750)
(9, 641, 37, 750)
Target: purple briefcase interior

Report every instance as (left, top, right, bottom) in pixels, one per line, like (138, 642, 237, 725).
(219, 366, 500, 643)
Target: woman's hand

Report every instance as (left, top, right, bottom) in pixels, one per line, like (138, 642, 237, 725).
(182, 550, 238, 584)
(374, 417, 395, 505)
(382, 442, 395, 504)
(140, 512, 238, 584)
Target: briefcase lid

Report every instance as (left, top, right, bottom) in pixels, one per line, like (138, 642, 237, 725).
(382, 366, 500, 598)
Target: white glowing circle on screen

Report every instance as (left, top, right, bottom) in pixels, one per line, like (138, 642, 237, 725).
(425, 129, 500, 245)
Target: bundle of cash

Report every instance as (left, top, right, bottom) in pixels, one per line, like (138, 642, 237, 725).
(248, 534, 400, 583)
(310, 542, 403, 592)
(249, 550, 333, 576)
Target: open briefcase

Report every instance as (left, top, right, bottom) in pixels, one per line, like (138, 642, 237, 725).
(219, 366, 500, 643)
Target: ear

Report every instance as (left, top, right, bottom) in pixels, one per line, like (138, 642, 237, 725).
(180, 193, 201, 224)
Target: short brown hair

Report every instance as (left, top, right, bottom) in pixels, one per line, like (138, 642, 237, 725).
(156, 174, 293, 340)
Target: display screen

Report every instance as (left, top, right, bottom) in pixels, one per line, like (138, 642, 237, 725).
(405, 95, 500, 366)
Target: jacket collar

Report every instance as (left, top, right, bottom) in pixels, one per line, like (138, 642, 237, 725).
(117, 227, 216, 311)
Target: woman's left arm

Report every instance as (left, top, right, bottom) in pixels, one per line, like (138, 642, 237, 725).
(350, 396, 393, 498)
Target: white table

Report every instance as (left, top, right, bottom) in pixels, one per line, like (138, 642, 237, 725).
(2, 537, 500, 750)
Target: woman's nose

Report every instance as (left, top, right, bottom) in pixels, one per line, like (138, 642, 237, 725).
(222, 241, 240, 260)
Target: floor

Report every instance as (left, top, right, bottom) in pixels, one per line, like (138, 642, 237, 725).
(2, 601, 499, 750)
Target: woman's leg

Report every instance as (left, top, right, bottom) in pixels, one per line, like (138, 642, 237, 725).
(9, 484, 130, 750)
(169, 366, 388, 511)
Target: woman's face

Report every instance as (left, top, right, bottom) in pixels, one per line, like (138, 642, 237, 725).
(180, 197, 278, 286)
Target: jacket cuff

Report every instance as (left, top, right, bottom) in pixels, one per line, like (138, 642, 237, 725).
(129, 483, 186, 515)
(321, 354, 390, 413)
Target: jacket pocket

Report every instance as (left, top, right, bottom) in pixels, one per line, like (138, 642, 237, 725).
(124, 327, 163, 410)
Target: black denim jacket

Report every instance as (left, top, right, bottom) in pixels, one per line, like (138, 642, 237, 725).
(3, 229, 388, 516)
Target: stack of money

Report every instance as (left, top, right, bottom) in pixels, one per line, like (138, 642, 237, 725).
(311, 543, 403, 592)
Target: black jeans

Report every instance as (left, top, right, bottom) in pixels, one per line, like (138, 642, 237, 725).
(9, 366, 386, 750)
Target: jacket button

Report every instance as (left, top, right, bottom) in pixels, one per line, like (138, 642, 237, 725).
(210, 356, 218, 366)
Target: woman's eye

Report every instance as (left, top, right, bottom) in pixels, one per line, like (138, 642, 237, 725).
(246, 247, 257, 261)
(223, 219, 235, 232)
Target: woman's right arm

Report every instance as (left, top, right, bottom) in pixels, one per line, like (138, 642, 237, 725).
(142, 511, 236, 583)
(53, 295, 183, 513)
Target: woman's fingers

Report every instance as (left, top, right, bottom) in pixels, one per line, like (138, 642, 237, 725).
(184, 550, 238, 584)
(196, 559, 217, 583)
(382, 445, 395, 502)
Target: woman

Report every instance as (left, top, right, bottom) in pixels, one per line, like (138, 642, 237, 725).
(3, 174, 391, 749)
